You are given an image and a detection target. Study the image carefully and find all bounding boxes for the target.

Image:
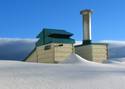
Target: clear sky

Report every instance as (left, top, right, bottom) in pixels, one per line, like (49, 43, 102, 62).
(0, 0, 125, 41)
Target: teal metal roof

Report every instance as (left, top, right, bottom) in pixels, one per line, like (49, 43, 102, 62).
(37, 28, 73, 38)
(36, 28, 75, 46)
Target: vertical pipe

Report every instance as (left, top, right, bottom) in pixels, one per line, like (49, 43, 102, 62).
(80, 9, 93, 45)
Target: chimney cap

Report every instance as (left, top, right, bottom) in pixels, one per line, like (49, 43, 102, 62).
(80, 9, 93, 15)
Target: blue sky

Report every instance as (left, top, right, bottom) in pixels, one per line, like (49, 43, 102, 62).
(0, 0, 125, 41)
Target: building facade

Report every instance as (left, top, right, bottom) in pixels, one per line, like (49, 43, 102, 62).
(24, 28, 75, 63)
(24, 9, 108, 63)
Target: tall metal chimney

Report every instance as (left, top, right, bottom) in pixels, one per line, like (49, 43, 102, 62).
(80, 9, 92, 45)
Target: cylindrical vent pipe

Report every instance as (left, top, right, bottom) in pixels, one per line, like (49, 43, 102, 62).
(80, 9, 92, 45)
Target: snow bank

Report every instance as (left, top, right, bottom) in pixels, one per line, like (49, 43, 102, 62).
(62, 53, 97, 65)
(61, 53, 88, 64)
(1, 55, 125, 89)
(1, 40, 125, 89)
(0, 38, 37, 60)
(74, 41, 82, 46)
(101, 40, 125, 58)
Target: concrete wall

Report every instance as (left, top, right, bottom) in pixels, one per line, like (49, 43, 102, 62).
(54, 43, 73, 63)
(26, 51, 37, 62)
(25, 43, 74, 63)
(75, 44, 108, 63)
(36, 44, 55, 63)
(91, 44, 108, 63)
(26, 43, 108, 63)
(75, 45, 92, 61)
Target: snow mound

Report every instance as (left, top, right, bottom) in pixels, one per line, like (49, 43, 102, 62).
(62, 53, 96, 65)
(0, 60, 125, 89)
(0, 38, 37, 61)
(74, 41, 82, 46)
(101, 40, 125, 58)
(109, 57, 125, 65)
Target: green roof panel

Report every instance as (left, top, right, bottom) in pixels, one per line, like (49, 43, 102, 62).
(36, 28, 75, 46)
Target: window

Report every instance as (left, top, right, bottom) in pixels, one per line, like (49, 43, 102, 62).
(58, 44, 63, 46)
(54, 44, 63, 47)
(44, 45, 51, 50)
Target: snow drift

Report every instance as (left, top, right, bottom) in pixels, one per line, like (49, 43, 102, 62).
(0, 38, 37, 60)
(102, 40, 125, 58)
(62, 53, 97, 65)
(0, 54, 125, 89)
